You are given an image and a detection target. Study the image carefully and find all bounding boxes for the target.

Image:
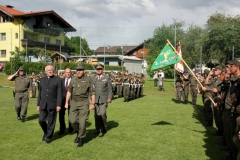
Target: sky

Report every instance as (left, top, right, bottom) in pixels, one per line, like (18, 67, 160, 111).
(1, 0, 240, 50)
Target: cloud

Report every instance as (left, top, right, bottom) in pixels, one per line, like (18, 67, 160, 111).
(1, 0, 240, 49)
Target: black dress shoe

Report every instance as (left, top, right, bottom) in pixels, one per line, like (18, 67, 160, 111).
(77, 138, 84, 147)
(21, 117, 25, 122)
(42, 135, 46, 141)
(74, 134, 79, 143)
(203, 121, 213, 127)
(94, 130, 100, 135)
(45, 139, 51, 144)
(68, 129, 73, 134)
(102, 128, 107, 134)
(58, 131, 65, 135)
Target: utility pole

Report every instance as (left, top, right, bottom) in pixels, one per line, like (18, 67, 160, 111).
(104, 44, 105, 72)
(80, 27, 82, 64)
(45, 44, 46, 62)
(26, 39, 28, 62)
(122, 46, 124, 72)
(173, 18, 177, 86)
(232, 46, 234, 60)
(60, 45, 61, 70)
(200, 46, 202, 74)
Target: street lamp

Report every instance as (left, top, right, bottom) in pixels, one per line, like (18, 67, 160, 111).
(141, 46, 144, 74)
(26, 39, 28, 62)
(121, 45, 124, 72)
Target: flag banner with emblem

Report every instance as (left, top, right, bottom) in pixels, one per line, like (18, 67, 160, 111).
(174, 42, 184, 73)
(150, 43, 181, 71)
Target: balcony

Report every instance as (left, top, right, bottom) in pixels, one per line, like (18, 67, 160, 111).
(33, 25, 61, 36)
(21, 39, 69, 52)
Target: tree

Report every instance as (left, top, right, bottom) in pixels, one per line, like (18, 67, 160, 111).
(146, 22, 185, 77)
(21, 47, 51, 62)
(202, 13, 240, 65)
(64, 36, 92, 56)
(181, 24, 205, 69)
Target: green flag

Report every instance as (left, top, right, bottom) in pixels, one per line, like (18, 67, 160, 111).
(150, 43, 181, 71)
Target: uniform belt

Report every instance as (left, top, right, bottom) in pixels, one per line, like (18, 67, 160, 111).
(15, 90, 27, 93)
(123, 83, 129, 85)
(72, 97, 88, 101)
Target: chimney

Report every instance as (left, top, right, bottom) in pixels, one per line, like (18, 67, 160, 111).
(6, 5, 14, 8)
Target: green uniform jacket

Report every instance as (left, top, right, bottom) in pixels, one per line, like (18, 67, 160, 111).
(11, 75, 32, 92)
(92, 75, 112, 104)
(68, 75, 95, 101)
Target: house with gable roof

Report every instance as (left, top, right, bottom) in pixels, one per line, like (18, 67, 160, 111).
(0, 4, 76, 65)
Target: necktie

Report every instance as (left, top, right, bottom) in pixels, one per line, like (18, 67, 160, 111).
(65, 78, 68, 90)
(98, 76, 100, 80)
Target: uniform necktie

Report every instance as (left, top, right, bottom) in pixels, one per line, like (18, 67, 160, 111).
(65, 78, 68, 90)
(98, 76, 100, 80)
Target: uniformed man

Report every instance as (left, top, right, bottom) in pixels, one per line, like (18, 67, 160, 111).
(175, 74, 183, 103)
(182, 72, 190, 104)
(203, 66, 223, 133)
(92, 64, 112, 135)
(139, 73, 145, 97)
(189, 73, 199, 105)
(29, 72, 39, 98)
(7, 67, 32, 122)
(110, 71, 116, 99)
(201, 69, 215, 126)
(224, 60, 240, 159)
(123, 70, 130, 102)
(116, 71, 123, 98)
(65, 64, 95, 147)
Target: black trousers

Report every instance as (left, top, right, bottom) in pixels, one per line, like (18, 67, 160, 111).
(39, 106, 57, 141)
(59, 99, 73, 133)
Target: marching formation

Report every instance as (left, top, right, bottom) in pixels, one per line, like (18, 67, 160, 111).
(7, 64, 145, 148)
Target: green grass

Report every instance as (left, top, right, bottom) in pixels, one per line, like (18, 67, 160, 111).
(0, 74, 227, 160)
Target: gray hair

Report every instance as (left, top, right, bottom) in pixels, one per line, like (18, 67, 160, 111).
(45, 65, 54, 72)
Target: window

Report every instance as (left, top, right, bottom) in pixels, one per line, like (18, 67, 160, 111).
(44, 37, 50, 43)
(15, 33, 18, 39)
(0, 50, 6, 57)
(56, 39, 61, 45)
(1, 14, 13, 22)
(0, 33, 6, 41)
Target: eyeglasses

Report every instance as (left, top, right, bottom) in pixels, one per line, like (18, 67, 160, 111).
(76, 69, 84, 71)
(96, 68, 102, 70)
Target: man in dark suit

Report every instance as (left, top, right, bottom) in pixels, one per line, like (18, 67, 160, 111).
(58, 68, 73, 135)
(37, 65, 62, 144)
(92, 64, 112, 135)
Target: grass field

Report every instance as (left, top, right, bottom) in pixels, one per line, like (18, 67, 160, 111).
(0, 74, 227, 160)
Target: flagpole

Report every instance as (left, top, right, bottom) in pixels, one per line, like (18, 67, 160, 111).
(167, 39, 216, 105)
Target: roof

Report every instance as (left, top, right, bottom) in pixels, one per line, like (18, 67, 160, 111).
(66, 55, 142, 61)
(95, 46, 137, 54)
(0, 5, 76, 32)
(51, 52, 71, 60)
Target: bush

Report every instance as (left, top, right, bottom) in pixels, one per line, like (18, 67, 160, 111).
(5, 61, 125, 75)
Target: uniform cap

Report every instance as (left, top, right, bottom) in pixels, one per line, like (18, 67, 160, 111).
(76, 64, 85, 70)
(96, 64, 104, 69)
(227, 59, 240, 66)
(18, 67, 25, 71)
(213, 65, 222, 70)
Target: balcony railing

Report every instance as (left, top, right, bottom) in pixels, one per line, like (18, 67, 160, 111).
(21, 39, 69, 52)
(33, 25, 61, 36)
